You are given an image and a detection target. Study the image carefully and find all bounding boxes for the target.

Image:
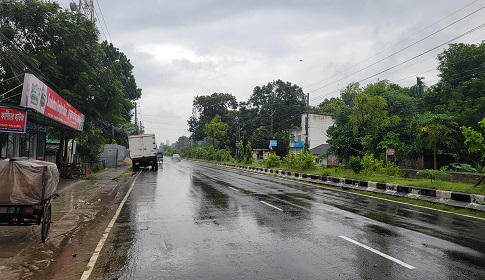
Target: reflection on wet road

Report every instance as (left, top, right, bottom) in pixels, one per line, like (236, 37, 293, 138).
(92, 160, 485, 280)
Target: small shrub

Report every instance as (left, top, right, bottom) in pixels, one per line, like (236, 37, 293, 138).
(298, 151, 316, 171)
(215, 149, 234, 162)
(284, 152, 300, 170)
(336, 163, 345, 174)
(440, 163, 478, 173)
(348, 156, 363, 173)
(361, 154, 384, 175)
(265, 153, 281, 168)
(383, 162, 402, 177)
(320, 166, 331, 176)
(91, 163, 100, 173)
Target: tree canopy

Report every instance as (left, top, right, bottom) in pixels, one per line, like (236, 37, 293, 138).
(0, 0, 140, 158)
(187, 80, 306, 157)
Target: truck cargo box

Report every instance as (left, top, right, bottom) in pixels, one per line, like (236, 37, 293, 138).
(128, 134, 158, 171)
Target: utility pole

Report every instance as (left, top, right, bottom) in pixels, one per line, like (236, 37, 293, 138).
(134, 102, 138, 134)
(305, 93, 309, 148)
(270, 92, 275, 138)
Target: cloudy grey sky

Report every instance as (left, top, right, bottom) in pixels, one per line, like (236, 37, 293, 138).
(58, 0, 485, 145)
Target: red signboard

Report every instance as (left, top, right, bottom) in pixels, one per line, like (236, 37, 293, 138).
(21, 74, 84, 131)
(0, 106, 27, 133)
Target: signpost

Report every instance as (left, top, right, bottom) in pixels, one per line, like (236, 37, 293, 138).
(269, 140, 277, 147)
(386, 149, 396, 167)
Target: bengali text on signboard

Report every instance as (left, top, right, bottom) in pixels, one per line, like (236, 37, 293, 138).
(0, 106, 27, 133)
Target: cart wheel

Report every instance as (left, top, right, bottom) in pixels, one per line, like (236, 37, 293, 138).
(41, 204, 52, 243)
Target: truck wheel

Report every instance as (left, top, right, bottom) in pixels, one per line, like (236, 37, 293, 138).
(132, 163, 139, 171)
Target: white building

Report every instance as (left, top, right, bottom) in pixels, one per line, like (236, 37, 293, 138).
(289, 113, 336, 165)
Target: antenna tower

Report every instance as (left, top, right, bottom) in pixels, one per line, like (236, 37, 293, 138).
(71, 0, 95, 22)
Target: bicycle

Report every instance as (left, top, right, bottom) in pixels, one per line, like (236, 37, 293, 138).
(59, 162, 81, 179)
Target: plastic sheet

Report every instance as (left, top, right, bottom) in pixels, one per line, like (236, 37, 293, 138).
(0, 159, 59, 205)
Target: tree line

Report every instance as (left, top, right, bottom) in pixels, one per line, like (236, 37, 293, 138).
(177, 43, 485, 171)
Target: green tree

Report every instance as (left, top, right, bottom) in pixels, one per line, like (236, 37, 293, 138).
(188, 93, 237, 141)
(273, 130, 290, 157)
(244, 141, 253, 164)
(203, 115, 229, 149)
(249, 79, 306, 140)
(174, 136, 191, 150)
(340, 82, 362, 106)
(236, 140, 245, 163)
(298, 151, 316, 171)
(425, 43, 485, 129)
(409, 76, 426, 98)
(284, 152, 300, 170)
(461, 117, 485, 165)
(76, 129, 105, 162)
(349, 91, 389, 136)
(249, 126, 270, 150)
(317, 97, 346, 117)
(419, 113, 459, 170)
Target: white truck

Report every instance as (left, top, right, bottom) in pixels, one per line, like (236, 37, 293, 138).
(128, 134, 158, 171)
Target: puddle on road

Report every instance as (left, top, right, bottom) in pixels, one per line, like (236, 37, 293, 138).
(364, 224, 400, 238)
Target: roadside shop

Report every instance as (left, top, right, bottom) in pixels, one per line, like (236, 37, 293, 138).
(0, 73, 84, 163)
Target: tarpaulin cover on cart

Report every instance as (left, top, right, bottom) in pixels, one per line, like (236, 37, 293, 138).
(0, 159, 59, 205)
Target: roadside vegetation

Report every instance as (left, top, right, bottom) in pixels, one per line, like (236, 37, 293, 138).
(164, 142, 485, 195)
(163, 142, 485, 218)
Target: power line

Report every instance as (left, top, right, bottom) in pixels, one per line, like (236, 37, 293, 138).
(304, 0, 484, 91)
(306, 11, 485, 98)
(0, 73, 23, 85)
(307, 22, 485, 105)
(268, 41, 485, 131)
(94, 0, 113, 43)
(0, 83, 23, 102)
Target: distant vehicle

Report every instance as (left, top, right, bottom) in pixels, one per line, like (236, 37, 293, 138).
(156, 151, 164, 163)
(171, 154, 181, 162)
(128, 134, 158, 171)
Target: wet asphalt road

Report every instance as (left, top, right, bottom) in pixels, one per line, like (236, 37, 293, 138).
(90, 159, 485, 280)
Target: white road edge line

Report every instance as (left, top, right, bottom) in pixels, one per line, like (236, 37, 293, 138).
(80, 172, 141, 280)
(228, 187, 239, 191)
(260, 201, 283, 211)
(339, 235, 415, 270)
